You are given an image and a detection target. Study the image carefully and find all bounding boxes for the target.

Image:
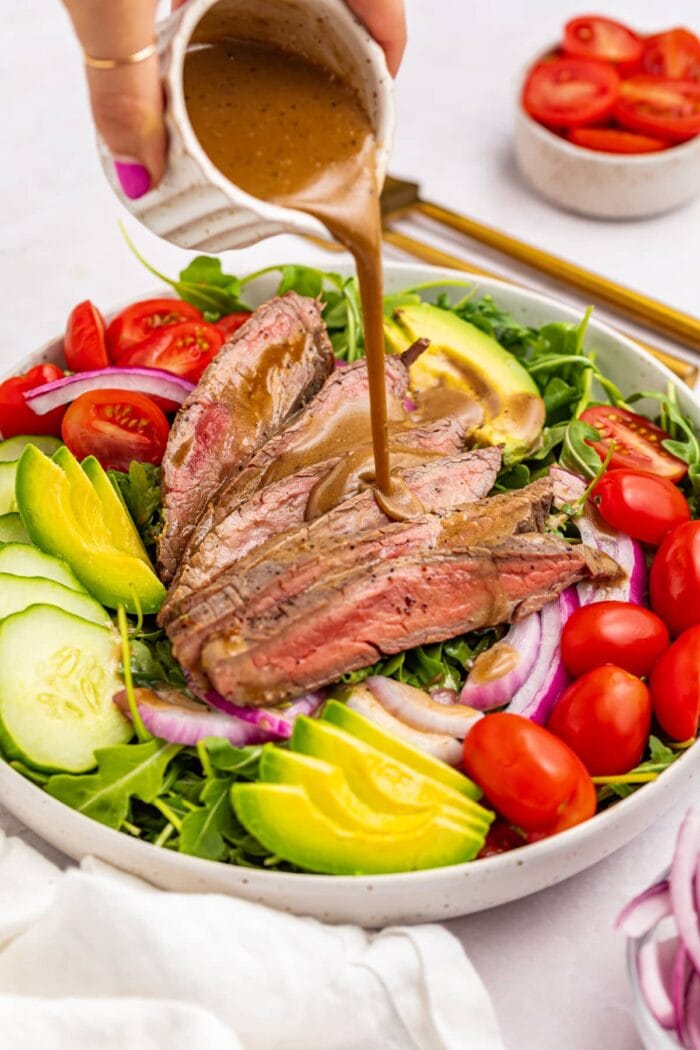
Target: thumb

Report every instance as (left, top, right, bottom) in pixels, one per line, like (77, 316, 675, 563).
(64, 0, 165, 198)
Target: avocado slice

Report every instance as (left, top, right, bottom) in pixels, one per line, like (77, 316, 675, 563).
(16, 446, 165, 614)
(385, 302, 544, 463)
(81, 456, 150, 562)
(323, 698, 481, 800)
(232, 781, 483, 874)
(259, 745, 443, 833)
(292, 715, 491, 830)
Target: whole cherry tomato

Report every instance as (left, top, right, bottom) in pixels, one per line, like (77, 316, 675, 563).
(0, 364, 67, 438)
(107, 298, 203, 357)
(548, 666, 651, 776)
(61, 390, 170, 472)
(592, 470, 690, 546)
(650, 521, 700, 636)
(462, 713, 596, 836)
(561, 601, 669, 679)
(650, 626, 700, 742)
(64, 301, 109, 371)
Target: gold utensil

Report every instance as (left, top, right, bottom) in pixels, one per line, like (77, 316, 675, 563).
(381, 176, 700, 355)
(381, 226, 698, 386)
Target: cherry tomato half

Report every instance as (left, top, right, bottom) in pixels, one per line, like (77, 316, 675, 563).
(548, 666, 651, 776)
(568, 128, 669, 154)
(614, 76, 700, 142)
(592, 470, 690, 546)
(580, 406, 687, 482)
(650, 626, 700, 741)
(215, 311, 252, 340)
(522, 57, 620, 129)
(561, 601, 670, 679)
(107, 298, 204, 358)
(64, 301, 110, 372)
(0, 364, 67, 438)
(61, 390, 170, 472)
(462, 713, 596, 836)
(642, 29, 700, 82)
(563, 16, 643, 68)
(650, 521, 700, 636)
(117, 321, 224, 385)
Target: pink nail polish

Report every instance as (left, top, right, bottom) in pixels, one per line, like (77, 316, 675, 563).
(113, 160, 151, 200)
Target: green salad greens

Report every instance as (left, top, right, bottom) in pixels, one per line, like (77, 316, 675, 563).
(5, 253, 698, 867)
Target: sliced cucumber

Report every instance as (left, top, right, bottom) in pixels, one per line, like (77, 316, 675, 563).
(0, 604, 130, 772)
(0, 513, 30, 544)
(0, 436, 62, 463)
(0, 573, 110, 626)
(0, 462, 17, 515)
(0, 544, 85, 591)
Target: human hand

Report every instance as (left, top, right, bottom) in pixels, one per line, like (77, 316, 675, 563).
(62, 0, 406, 200)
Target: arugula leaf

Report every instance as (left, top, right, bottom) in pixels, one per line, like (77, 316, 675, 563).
(203, 738, 264, 778)
(629, 386, 700, 513)
(340, 629, 499, 692)
(597, 736, 681, 803)
(46, 740, 181, 829)
(129, 634, 188, 690)
(560, 420, 604, 480)
(179, 776, 238, 861)
(109, 462, 163, 555)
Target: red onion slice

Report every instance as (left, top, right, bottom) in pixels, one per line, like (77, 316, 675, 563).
(505, 588, 578, 724)
(365, 676, 481, 737)
(672, 942, 693, 1046)
(617, 880, 672, 938)
(577, 513, 646, 606)
(201, 689, 324, 740)
(550, 465, 586, 508)
(24, 367, 195, 414)
(637, 936, 678, 1030)
(344, 685, 465, 765)
(460, 613, 541, 711)
(114, 688, 271, 746)
(670, 810, 700, 973)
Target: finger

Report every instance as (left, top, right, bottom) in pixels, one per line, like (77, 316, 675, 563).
(63, 0, 165, 197)
(346, 0, 407, 77)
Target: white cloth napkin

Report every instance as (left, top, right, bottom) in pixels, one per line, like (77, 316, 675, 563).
(0, 831, 503, 1049)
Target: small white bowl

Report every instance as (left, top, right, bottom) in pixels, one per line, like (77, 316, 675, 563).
(514, 106, 700, 220)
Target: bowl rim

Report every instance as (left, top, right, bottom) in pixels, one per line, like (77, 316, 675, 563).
(516, 106, 700, 166)
(3, 258, 700, 890)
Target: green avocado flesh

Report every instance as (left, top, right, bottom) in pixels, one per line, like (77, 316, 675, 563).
(16, 445, 165, 614)
(384, 302, 544, 463)
(323, 698, 481, 799)
(233, 707, 492, 875)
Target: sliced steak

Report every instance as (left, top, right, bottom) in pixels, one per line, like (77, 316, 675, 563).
(201, 534, 619, 705)
(179, 352, 415, 564)
(170, 474, 547, 674)
(161, 426, 488, 625)
(158, 292, 334, 581)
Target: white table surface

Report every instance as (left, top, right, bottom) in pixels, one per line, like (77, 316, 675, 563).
(2, 2, 699, 1047)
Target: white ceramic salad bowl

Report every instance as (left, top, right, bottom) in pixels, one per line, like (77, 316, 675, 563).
(2, 261, 699, 927)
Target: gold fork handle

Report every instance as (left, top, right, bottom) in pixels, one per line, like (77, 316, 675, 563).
(414, 201, 700, 353)
(382, 228, 698, 386)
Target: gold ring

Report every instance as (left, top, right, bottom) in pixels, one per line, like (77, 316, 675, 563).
(83, 42, 157, 70)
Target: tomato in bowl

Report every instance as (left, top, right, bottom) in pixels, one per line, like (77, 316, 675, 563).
(515, 17, 700, 218)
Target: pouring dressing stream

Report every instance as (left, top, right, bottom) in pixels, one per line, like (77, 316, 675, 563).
(183, 37, 422, 521)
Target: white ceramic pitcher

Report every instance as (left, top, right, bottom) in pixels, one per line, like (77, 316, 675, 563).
(100, 0, 395, 252)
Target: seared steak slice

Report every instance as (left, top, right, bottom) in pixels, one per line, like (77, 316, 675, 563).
(158, 293, 334, 581)
(161, 426, 487, 624)
(180, 353, 415, 563)
(201, 534, 619, 704)
(170, 474, 547, 674)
